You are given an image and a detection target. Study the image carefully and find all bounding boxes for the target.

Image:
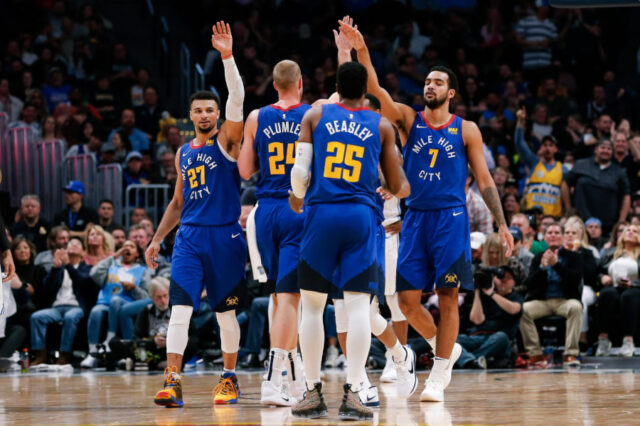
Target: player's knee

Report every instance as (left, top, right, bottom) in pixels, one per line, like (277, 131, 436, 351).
(169, 305, 193, 327)
(370, 312, 388, 336)
(398, 292, 419, 316)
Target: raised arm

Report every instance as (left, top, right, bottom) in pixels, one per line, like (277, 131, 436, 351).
(145, 148, 184, 268)
(289, 107, 321, 213)
(379, 117, 410, 198)
(465, 119, 513, 256)
(334, 16, 354, 66)
(213, 21, 245, 160)
(514, 107, 539, 168)
(339, 18, 415, 142)
(238, 108, 260, 180)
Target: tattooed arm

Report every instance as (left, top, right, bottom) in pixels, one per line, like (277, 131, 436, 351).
(464, 119, 514, 256)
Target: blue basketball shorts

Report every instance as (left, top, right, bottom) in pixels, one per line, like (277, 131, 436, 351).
(170, 223, 247, 312)
(298, 203, 378, 295)
(255, 197, 304, 294)
(396, 206, 473, 292)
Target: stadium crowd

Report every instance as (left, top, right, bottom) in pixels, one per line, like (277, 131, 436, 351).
(1, 0, 640, 371)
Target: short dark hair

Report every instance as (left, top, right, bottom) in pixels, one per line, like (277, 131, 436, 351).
(99, 199, 114, 207)
(70, 235, 85, 249)
(189, 90, 220, 109)
(365, 93, 381, 111)
(337, 62, 367, 100)
(545, 222, 564, 234)
(430, 65, 458, 93)
(111, 225, 126, 234)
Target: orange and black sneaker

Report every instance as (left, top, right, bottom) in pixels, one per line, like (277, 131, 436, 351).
(154, 366, 183, 408)
(213, 373, 241, 404)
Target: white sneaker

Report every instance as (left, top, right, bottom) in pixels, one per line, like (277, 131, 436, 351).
(380, 350, 397, 383)
(260, 380, 296, 406)
(596, 337, 612, 356)
(80, 354, 98, 368)
(443, 343, 462, 389)
(288, 353, 306, 401)
(324, 345, 339, 368)
(358, 384, 380, 407)
(420, 377, 444, 402)
(620, 338, 635, 357)
(394, 346, 418, 398)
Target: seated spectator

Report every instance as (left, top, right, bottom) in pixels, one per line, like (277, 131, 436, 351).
(97, 199, 122, 233)
(100, 142, 117, 164)
(138, 218, 155, 239)
(482, 232, 526, 295)
(519, 223, 583, 367)
(470, 232, 487, 264)
(586, 217, 605, 251)
(82, 240, 151, 368)
(456, 265, 523, 369)
(111, 226, 126, 250)
(596, 224, 640, 357)
(9, 194, 50, 252)
(130, 207, 147, 226)
(133, 85, 162, 140)
(563, 217, 599, 351)
(123, 151, 150, 191)
(128, 224, 151, 251)
(155, 124, 183, 161)
(108, 109, 150, 152)
(511, 213, 545, 255)
(0, 76, 24, 122)
(466, 172, 492, 235)
(34, 226, 70, 273)
(41, 67, 71, 112)
(52, 181, 99, 235)
(601, 221, 628, 259)
(501, 193, 520, 226)
(108, 277, 197, 370)
(30, 237, 95, 365)
(110, 130, 130, 163)
(83, 224, 114, 266)
(65, 133, 102, 161)
(9, 103, 41, 135)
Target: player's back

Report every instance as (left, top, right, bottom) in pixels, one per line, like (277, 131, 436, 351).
(306, 103, 381, 209)
(403, 113, 467, 210)
(254, 103, 311, 199)
(179, 136, 241, 226)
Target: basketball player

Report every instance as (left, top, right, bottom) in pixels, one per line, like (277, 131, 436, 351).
(340, 20, 513, 402)
(145, 21, 246, 407)
(288, 61, 410, 420)
(238, 59, 310, 406)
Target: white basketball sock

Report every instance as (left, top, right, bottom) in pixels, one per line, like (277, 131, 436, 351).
(299, 290, 327, 390)
(344, 291, 371, 392)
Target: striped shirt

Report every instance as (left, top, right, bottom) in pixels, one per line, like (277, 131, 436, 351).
(515, 15, 557, 69)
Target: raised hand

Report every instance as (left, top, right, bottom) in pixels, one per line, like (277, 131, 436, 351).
(338, 16, 365, 50)
(334, 15, 354, 52)
(212, 21, 233, 57)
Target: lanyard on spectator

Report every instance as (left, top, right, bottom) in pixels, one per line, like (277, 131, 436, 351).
(69, 210, 78, 229)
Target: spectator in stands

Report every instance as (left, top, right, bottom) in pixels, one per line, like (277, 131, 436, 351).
(9, 194, 50, 252)
(108, 277, 196, 370)
(34, 226, 70, 273)
(457, 264, 523, 369)
(130, 68, 151, 108)
(0, 77, 24, 122)
(110, 130, 130, 163)
(41, 115, 62, 142)
(82, 240, 151, 368)
(585, 84, 611, 122)
(510, 213, 540, 254)
(30, 237, 95, 365)
(128, 224, 151, 251)
(9, 103, 41, 135)
(612, 132, 640, 193)
(108, 109, 149, 152)
(83, 224, 114, 266)
(596, 224, 640, 357)
(97, 199, 121, 232)
(158, 151, 178, 187)
(111, 226, 126, 251)
(514, 4, 557, 87)
(465, 172, 493, 235)
(41, 67, 71, 112)
(155, 125, 183, 161)
(122, 151, 150, 191)
(65, 133, 102, 161)
(601, 221, 627, 259)
(53, 181, 99, 235)
(134, 85, 162, 141)
(520, 223, 583, 367)
(130, 208, 147, 226)
(585, 217, 605, 251)
(109, 43, 136, 92)
(562, 139, 631, 237)
(501, 193, 520, 226)
(90, 75, 117, 128)
(470, 231, 486, 264)
(510, 226, 534, 276)
(515, 107, 565, 217)
(100, 142, 117, 164)
(138, 218, 154, 239)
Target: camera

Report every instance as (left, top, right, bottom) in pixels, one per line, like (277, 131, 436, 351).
(473, 266, 505, 290)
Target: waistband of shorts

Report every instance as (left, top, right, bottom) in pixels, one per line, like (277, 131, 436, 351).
(407, 204, 466, 213)
(179, 221, 238, 228)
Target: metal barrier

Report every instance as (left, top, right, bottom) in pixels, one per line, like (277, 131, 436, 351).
(35, 139, 66, 222)
(180, 43, 192, 112)
(64, 154, 99, 209)
(6, 127, 38, 206)
(97, 164, 123, 223)
(124, 184, 170, 229)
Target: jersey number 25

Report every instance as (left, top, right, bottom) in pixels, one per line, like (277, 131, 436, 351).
(323, 141, 364, 183)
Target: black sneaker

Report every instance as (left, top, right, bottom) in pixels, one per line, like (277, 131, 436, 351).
(291, 382, 328, 419)
(339, 383, 374, 421)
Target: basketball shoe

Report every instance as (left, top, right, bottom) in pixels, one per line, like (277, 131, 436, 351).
(291, 382, 328, 419)
(380, 350, 397, 382)
(395, 345, 418, 398)
(339, 383, 374, 421)
(213, 373, 241, 404)
(154, 366, 183, 408)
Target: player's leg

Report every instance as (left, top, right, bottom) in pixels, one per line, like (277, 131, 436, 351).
(385, 230, 409, 345)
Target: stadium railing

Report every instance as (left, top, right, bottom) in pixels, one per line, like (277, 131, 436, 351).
(36, 139, 66, 222)
(124, 183, 171, 229)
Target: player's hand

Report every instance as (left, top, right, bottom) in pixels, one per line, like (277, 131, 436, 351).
(376, 186, 393, 201)
(601, 274, 613, 287)
(212, 21, 233, 58)
(145, 241, 160, 269)
(2, 249, 16, 282)
(121, 281, 136, 291)
(516, 107, 526, 123)
(385, 220, 402, 235)
(333, 16, 353, 52)
(498, 224, 514, 257)
(288, 190, 304, 214)
(482, 280, 496, 297)
(338, 16, 365, 50)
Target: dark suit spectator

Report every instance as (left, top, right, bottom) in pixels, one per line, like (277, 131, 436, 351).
(30, 237, 96, 365)
(133, 85, 162, 142)
(107, 109, 149, 152)
(520, 223, 583, 367)
(97, 199, 122, 233)
(53, 181, 99, 235)
(562, 139, 631, 237)
(34, 226, 70, 273)
(9, 194, 50, 252)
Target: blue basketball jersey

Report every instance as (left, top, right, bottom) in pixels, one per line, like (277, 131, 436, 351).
(179, 137, 241, 226)
(306, 103, 381, 209)
(403, 113, 467, 210)
(255, 103, 312, 199)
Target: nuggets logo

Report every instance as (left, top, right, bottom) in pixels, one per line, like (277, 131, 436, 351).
(206, 139, 214, 146)
(444, 273, 458, 285)
(226, 296, 239, 306)
(447, 127, 458, 135)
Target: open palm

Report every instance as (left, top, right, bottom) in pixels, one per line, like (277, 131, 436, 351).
(212, 21, 233, 56)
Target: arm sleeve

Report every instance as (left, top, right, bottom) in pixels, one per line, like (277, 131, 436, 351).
(291, 142, 313, 198)
(222, 56, 244, 122)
